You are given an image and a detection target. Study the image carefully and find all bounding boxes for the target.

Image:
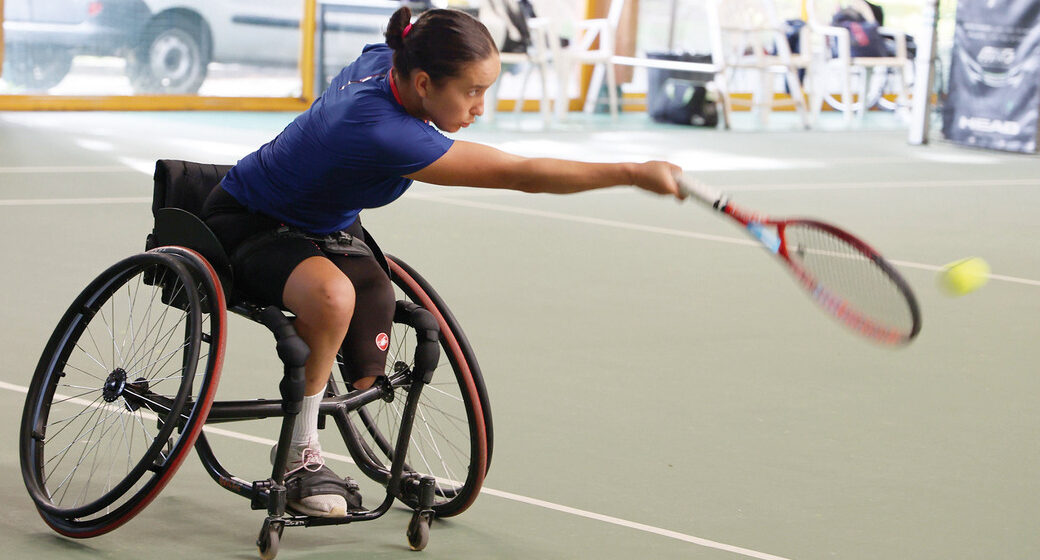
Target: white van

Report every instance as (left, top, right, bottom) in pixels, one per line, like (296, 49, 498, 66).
(2, 0, 432, 93)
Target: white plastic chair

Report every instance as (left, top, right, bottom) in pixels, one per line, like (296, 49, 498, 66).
(479, 0, 558, 123)
(561, 0, 627, 118)
(805, 0, 912, 122)
(707, 0, 813, 128)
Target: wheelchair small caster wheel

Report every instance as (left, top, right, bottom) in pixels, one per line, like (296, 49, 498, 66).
(257, 520, 283, 560)
(407, 513, 431, 551)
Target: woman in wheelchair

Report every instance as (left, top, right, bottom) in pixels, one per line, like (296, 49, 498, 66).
(200, 7, 683, 518)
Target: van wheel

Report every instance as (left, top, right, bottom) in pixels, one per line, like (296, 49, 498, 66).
(2, 45, 74, 91)
(127, 15, 209, 94)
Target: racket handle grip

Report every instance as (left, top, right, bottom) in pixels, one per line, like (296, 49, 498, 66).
(676, 175, 727, 210)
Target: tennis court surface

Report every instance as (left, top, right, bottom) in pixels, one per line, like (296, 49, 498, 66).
(1, 110, 1038, 559)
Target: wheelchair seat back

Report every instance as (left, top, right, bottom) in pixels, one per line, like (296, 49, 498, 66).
(148, 159, 236, 303)
(152, 159, 233, 218)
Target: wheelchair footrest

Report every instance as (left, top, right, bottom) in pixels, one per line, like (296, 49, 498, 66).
(250, 479, 287, 514)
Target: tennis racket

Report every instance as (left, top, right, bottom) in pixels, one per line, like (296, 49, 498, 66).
(677, 175, 921, 345)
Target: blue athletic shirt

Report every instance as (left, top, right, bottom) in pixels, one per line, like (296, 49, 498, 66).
(221, 44, 454, 234)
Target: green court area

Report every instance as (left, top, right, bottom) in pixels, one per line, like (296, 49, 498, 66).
(1, 110, 1038, 559)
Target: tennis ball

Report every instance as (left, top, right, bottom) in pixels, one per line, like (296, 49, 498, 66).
(938, 257, 990, 296)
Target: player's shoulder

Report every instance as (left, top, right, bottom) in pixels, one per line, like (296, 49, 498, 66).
(348, 44, 392, 76)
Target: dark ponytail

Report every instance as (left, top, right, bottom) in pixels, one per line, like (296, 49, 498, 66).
(384, 7, 497, 83)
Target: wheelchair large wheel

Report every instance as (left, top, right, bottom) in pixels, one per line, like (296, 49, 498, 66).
(20, 247, 225, 537)
(334, 255, 491, 518)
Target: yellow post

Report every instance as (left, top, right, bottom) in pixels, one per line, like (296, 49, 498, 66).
(300, 0, 317, 103)
(0, 0, 326, 111)
(616, 0, 638, 97)
(577, 0, 637, 113)
(577, 0, 605, 111)
(0, 0, 5, 80)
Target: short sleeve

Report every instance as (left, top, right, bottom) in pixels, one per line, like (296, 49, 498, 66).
(357, 115, 454, 175)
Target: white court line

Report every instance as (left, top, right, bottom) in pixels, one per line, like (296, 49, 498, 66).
(473, 487, 792, 560)
(423, 176, 1040, 195)
(0, 165, 134, 174)
(408, 192, 764, 248)
(724, 177, 1040, 191)
(885, 259, 1040, 286)
(407, 193, 1040, 287)
(3, 193, 1038, 287)
(0, 197, 150, 206)
(413, 176, 1040, 200)
(1, 164, 1037, 190)
(0, 379, 790, 560)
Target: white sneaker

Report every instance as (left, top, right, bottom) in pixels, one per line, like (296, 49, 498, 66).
(272, 442, 359, 517)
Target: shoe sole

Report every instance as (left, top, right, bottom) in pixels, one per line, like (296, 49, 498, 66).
(288, 502, 348, 518)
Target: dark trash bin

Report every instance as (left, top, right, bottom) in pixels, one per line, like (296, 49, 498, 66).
(645, 52, 718, 127)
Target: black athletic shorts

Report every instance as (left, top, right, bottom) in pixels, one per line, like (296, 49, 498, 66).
(201, 184, 395, 382)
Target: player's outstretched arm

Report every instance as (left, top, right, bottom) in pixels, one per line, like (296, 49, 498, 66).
(407, 140, 684, 200)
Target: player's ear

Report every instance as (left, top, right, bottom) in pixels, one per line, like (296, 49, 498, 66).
(413, 71, 432, 98)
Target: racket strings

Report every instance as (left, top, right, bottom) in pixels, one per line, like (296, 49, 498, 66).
(782, 224, 916, 339)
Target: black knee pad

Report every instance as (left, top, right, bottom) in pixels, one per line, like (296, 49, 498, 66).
(331, 254, 395, 382)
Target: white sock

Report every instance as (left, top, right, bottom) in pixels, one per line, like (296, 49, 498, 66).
(277, 391, 349, 517)
(290, 390, 323, 453)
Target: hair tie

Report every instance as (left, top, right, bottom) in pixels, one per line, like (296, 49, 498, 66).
(402, 23, 413, 38)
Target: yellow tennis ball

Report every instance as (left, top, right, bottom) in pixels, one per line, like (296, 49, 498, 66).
(938, 257, 990, 296)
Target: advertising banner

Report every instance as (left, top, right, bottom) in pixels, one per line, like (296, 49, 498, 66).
(942, 1, 1040, 153)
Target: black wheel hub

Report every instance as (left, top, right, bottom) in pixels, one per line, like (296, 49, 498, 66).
(102, 368, 128, 402)
(382, 368, 406, 403)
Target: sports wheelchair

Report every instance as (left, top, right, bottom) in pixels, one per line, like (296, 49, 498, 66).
(19, 160, 493, 558)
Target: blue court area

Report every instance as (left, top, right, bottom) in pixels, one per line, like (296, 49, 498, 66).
(1, 109, 1038, 559)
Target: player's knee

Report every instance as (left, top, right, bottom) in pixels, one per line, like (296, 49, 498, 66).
(311, 277, 356, 330)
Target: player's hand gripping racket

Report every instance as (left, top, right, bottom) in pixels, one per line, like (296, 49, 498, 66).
(677, 175, 921, 345)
